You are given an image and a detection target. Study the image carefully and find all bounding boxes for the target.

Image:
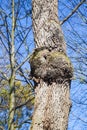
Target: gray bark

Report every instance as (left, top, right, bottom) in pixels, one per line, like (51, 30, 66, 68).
(30, 0, 73, 130)
(32, 0, 66, 53)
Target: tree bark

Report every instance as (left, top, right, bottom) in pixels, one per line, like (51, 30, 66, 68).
(30, 0, 73, 130)
(32, 0, 66, 53)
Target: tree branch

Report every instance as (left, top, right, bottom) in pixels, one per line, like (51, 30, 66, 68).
(14, 96, 34, 110)
(0, 70, 8, 80)
(60, 0, 86, 25)
(15, 119, 31, 129)
(15, 54, 31, 71)
(71, 112, 87, 123)
(0, 126, 4, 130)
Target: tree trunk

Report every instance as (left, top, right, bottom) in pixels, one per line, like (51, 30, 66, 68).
(30, 0, 73, 130)
(8, 0, 15, 129)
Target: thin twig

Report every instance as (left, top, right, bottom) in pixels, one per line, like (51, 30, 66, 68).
(60, 0, 86, 25)
(15, 54, 31, 71)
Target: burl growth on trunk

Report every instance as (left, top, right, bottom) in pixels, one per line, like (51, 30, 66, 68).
(30, 48, 73, 85)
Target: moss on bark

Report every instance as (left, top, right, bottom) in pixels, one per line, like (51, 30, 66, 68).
(30, 49, 73, 84)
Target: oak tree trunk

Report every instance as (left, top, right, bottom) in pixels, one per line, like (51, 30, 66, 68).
(30, 0, 73, 130)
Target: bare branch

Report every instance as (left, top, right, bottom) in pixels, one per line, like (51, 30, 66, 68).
(0, 70, 8, 80)
(0, 8, 11, 18)
(15, 54, 31, 71)
(13, 96, 34, 110)
(15, 119, 31, 129)
(0, 126, 4, 130)
(60, 0, 86, 25)
(71, 112, 87, 123)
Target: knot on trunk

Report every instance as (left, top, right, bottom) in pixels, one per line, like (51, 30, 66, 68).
(30, 48, 73, 84)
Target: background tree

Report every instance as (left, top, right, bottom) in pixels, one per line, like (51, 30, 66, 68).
(0, 0, 34, 129)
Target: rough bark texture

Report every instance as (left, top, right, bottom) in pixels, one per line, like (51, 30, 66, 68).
(32, 0, 66, 53)
(30, 0, 73, 130)
(30, 81, 72, 130)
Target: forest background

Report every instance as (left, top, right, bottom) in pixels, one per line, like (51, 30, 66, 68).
(0, 0, 87, 130)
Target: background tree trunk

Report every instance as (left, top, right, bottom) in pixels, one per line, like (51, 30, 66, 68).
(8, 0, 15, 129)
(30, 0, 73, 130)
